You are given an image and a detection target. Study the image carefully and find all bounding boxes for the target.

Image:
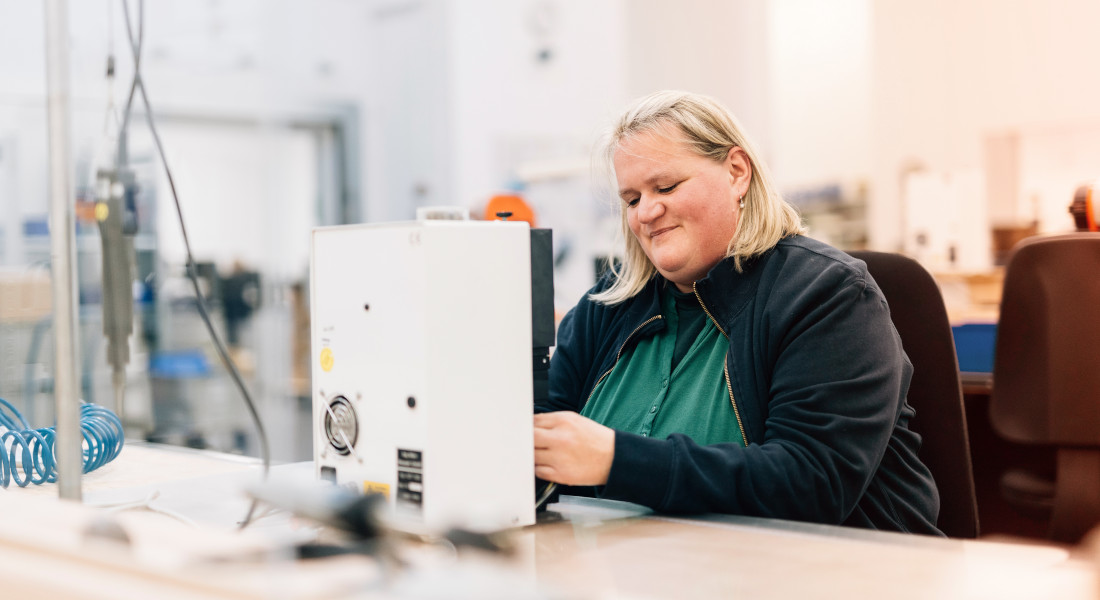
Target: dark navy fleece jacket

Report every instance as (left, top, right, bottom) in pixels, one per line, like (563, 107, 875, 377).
(540, 235, 941, 535)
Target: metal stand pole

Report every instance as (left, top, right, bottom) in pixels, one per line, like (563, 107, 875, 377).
(44, 0, 82, 501)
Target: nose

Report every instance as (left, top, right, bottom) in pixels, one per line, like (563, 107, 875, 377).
(636, 193, 665, 224)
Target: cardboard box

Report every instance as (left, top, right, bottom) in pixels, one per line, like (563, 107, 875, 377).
(0, 270, 52, 323)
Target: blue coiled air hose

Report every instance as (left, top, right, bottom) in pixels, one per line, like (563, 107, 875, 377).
(0, 397, 124, 488)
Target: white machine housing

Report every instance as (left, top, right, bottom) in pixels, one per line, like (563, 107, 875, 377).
(310, 220, 535, 532)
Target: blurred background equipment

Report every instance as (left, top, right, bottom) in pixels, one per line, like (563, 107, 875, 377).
(219, 261, 261, 348)
(94, 165, 136, 416)
(1069, 181, 1099, 232)
(484, 192, 537, 226)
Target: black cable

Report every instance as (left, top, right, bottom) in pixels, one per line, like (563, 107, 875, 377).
(117, 1, 271, 524)
(535, 481, 558, 511)
(116, 0, 140, 167)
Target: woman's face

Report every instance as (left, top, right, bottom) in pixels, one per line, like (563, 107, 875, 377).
(614, 127, 751, 292)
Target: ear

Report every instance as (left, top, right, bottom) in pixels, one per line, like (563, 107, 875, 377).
(726, 146, 753, 196)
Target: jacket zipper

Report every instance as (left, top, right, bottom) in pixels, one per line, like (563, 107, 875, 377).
(692, 283, 728, 338)
(723, 353, 748, 444)
(694, 282, 748, 444)
(585, 315, 663, 405)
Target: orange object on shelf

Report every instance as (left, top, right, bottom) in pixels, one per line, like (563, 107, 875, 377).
(1070, 183, 1099, 232)
(484, 194, 536, 226)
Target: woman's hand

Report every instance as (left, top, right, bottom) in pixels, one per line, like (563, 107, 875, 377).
(533, 411, 615, 486)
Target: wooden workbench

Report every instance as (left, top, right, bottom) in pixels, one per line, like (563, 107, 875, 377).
(1, 443, 1096, 599)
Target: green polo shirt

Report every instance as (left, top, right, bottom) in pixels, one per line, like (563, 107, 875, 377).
(580, 284, 745, 447)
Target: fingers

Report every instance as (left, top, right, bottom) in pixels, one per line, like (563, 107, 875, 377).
(534, 448, 552, 465)
(533, 427, 551, 450)
(535, 410, 584, 432)
(534, 412, 571, 449)
(534, 465, 559, 482)
(531, 412, 614, 486)
(535, 444, 563, 484)
(534, 414, 566, 482)
(533, 416, 562, 449)
(533, 411, 565, 429)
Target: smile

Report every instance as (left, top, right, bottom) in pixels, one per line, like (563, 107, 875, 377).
(649, 226, 676, 239)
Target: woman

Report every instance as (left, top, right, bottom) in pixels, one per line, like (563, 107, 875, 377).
(533, 91, 940, 535)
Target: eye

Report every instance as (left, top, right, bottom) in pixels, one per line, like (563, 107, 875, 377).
(657, 182, 679, 194)
(625, 197, 640, 207)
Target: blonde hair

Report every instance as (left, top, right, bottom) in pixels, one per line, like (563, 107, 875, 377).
(590, 90, 805, 305)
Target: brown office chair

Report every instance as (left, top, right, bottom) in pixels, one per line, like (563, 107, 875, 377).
(850, 251, 980, 538)
(989, 233, 1100, 543)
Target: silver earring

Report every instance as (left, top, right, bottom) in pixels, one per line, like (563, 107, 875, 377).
(739, 196, 745, 209)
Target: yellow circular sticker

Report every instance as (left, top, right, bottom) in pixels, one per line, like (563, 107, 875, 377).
(320, 348, 334, 372)
(94, 202, 109, 222)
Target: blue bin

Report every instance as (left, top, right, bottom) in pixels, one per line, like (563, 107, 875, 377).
(951, 323, 997, 374)
(149, 349, 212, 379)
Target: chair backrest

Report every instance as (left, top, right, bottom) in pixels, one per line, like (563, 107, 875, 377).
(990, 233, 1100, 445)
(850, 251, 980, 538)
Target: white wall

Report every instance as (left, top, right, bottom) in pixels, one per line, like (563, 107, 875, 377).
(362, 0, 452, 221)
(149, 121, 317, 277)
(447, 0, 629, 209)
(620, 0, 874, 193)
(0, 1, 50, 265)
(625, 0, 772, 163)
(767, 0, 871, 187)
(870, 0, 1100, 252)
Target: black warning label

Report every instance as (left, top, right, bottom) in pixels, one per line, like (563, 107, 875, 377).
(396, 448, 424, 515)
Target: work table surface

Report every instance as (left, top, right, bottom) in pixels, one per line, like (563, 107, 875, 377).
(1, 443, 1095, 599)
